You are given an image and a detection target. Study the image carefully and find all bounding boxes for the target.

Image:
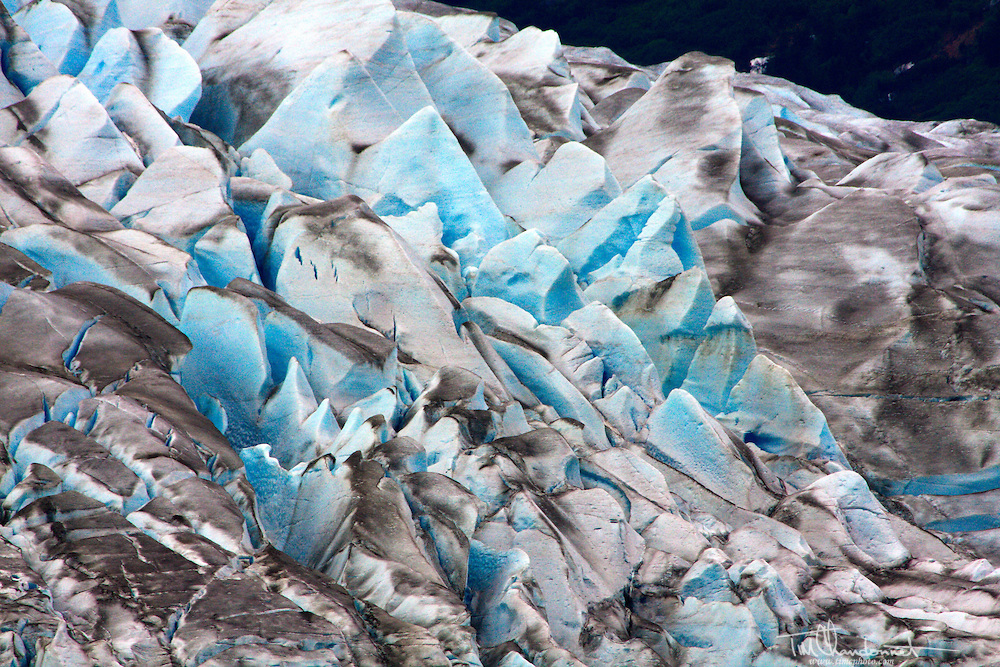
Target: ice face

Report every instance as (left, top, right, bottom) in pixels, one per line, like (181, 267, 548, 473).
(1, 0, 1000, 665)
(0, 75, 143, 206)
(398, 11, 537, 193)
(78, 27, 202, 121)
(471, 230, 586, 325)
(238, 49, 405, 201)
(11, 1, 88, 76)
(583, 52, 757, 229)
(348, 105, 510, 268)
(470, 26, 596, 142)
(491, 141, 621, 242)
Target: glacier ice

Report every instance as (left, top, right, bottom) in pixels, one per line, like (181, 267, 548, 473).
(583, 52, 758, 229)
(679, 296, 757, 415)
(0, 75, 143, 206)
(11, 0, 87, 76)
(238, 49, 405, 201)
(0, 0, 999, 665)
(471, 230, 586, 325)
(490, 141, 621, 241)
(470, 26, 595, 142)
(398, 11, 537, 193)
(77, 27, 202, 121)
(348, 105, 509, 268)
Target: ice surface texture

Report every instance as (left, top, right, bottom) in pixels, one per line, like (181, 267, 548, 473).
(1, 0, 1000, 665)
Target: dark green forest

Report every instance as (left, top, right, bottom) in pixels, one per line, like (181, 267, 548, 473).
(456, 0, 1000, 124)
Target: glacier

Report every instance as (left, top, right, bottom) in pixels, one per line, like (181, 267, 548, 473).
(0, 0, 1000, 665)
